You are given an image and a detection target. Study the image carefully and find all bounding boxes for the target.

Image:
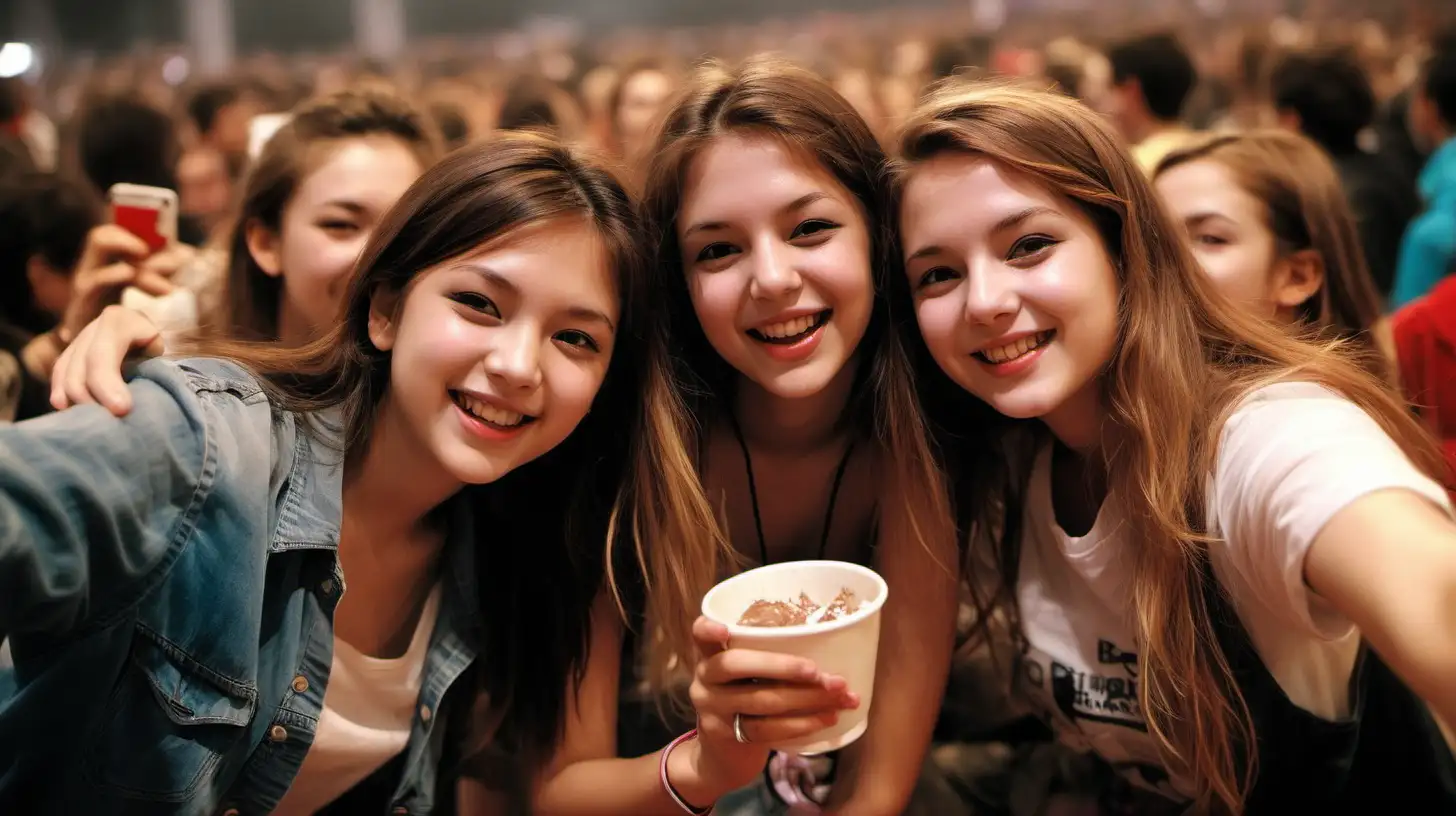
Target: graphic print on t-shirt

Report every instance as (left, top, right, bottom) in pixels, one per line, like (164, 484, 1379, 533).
(1047, 638, 1145, 730)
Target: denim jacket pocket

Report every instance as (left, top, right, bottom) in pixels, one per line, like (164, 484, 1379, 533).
(85, 630, 258, 802)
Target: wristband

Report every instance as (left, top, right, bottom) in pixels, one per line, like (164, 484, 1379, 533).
(660, 729, 714, 815)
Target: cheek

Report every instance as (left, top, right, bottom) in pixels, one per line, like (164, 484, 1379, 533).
(817, 243, 874, 308)
(1200, 248, 1268, 302)
(914, 297, 961, 352)
(543, 362, 609, 429)
(688, 274, 741, 339)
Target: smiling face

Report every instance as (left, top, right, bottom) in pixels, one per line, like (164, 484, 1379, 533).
(369, 217, 619, 487)
(1155, 157, 1282, 319)
(900, 153, 1120, 449)
(251, 136, 425, 345)
(676, 133, 874, 400)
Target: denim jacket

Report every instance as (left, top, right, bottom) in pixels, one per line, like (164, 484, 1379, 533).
(0, 357, 482, 815)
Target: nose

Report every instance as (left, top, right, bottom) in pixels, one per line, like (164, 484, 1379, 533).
(747, 240, 803, 301)
(963, 260, 1019, 327)
(482, 325, 543, 391)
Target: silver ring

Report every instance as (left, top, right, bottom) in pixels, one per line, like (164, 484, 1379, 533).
(733, 712, 750, 744)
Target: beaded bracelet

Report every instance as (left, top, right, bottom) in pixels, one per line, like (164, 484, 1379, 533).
(660, 729, 714, 815)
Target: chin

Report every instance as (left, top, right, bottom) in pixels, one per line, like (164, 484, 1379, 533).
(437, 442, 527, 487)
(977, 387, 1067, 422)
(749, 363, 845, 401)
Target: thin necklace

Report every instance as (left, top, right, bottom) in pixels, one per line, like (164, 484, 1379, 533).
(726, 412, 857, 566)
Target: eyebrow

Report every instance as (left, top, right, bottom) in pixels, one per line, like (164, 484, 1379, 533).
(991, 205, 1057, 234)
(906, 205, 1059, 263)
(1183, 211, 1234, 228)
(466, 265, 617, 331)
(682, 191, 830, 237)
(321, 200, 368, 214)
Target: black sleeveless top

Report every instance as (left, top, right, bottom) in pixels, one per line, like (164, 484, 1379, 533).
(1205, 565, 1456, 814)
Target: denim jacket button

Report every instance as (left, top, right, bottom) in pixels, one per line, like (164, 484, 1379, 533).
(419, 705, 432, 723)
(292, 675, 309, 693)
(268, 724, 288, 742)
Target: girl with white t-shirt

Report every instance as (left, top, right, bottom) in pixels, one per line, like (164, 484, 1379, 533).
(892, 82, 1456, 813)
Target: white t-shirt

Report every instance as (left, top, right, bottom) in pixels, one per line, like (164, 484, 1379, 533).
(1015, 382, 1453, 801)
(273, 585, 442, 815)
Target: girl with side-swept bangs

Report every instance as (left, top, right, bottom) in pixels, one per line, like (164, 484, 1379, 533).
(0, 132, 711, 814)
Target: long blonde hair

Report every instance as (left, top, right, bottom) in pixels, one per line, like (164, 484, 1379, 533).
(892, 82, 1445, 813)
(632, 56, 955, 692)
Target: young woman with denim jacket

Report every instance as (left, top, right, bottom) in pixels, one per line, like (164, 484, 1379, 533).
(0, 132, 714, 814)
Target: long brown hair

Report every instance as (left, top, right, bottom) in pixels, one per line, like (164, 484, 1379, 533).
(200, 132, 693, 768)
(633, 56, 953, 691)
(892, 82, 1444, 813)
(1155, 130, 1386, 361)
(217, 87, 442, 341)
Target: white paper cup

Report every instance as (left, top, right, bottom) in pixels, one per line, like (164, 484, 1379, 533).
(700, 560, 888, 755)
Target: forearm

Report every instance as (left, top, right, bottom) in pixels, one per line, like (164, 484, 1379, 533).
(826, 568, 958, 811)
(532, 739, 730, 816)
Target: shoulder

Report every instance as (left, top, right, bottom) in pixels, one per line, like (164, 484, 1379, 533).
(136, 357, 266, 402)
(1220, 381, 1360, 438)
(1406, 206, 1456, 250)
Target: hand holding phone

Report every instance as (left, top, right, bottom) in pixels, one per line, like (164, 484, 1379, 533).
(107, 183, 179, 253)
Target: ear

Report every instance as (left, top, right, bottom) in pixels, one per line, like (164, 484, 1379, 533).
(1270, 248, 1325, 312)
(366, 285, 403, 352)
(244, 219, 283, 278)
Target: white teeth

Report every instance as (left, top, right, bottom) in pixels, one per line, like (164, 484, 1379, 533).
(461, 394, 525, 427)
(759, 314, 818, 339)
(980, 331, 1052, 364)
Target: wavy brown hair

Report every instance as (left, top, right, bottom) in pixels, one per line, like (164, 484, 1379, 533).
(1155, 130, 1387, 369)
(892, 82, 1444, 813)
(632, 56, 953, 692)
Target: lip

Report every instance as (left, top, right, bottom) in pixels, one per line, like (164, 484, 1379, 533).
(971, 329, 1048, 355)
(746, 310, 832, 363)
(747, 307, 831, 332)
(451, 388, 537, 442)
(971, 329, 1055, 378)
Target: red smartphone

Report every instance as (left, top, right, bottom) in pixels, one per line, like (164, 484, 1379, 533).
(108, 183, 179, 253)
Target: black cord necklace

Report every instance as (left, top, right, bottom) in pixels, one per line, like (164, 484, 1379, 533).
(726, 412, 857, 567)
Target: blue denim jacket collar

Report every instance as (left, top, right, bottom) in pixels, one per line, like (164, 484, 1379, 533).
(271, 412, 345, 553)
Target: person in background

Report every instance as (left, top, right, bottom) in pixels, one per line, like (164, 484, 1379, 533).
(497, 74, 584, 139)
(0, 77, 55, 171)
(1102, 32, 1200, 173)
(73, 92, 207, 246)
(1269, 47, 1419, 300)
(1392, 274, 1456, 504)
(0, 171, 134, 422)
(1154, 130, 1391, 372)
(175, 144, 234, 239)
(608, 59, 677, 166)
(185, 80, 263, 170)
(1392, 46, 1456, 308)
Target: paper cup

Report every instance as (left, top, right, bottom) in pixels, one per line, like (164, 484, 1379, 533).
(700, 560, 888, 755)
